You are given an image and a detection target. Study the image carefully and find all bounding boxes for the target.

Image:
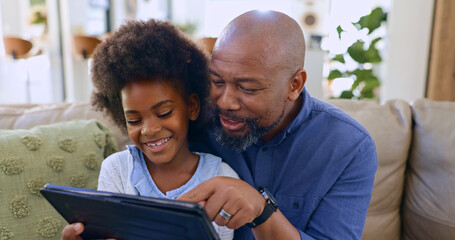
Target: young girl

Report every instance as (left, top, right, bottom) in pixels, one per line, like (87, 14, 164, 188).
(88, 19, 238, 239)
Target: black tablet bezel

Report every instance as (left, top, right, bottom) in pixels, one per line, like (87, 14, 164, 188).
(40, 184, 219, 240)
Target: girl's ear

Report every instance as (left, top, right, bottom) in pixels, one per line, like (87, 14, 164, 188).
(188, 93, 200, 121)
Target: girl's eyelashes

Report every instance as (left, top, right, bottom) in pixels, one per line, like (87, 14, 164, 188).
(125, 109, 173, 124)
(127, 119, 141, 125)
(158, 110, 173, 118)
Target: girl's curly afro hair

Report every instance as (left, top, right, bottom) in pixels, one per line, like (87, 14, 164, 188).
(90, 19, 210, 136)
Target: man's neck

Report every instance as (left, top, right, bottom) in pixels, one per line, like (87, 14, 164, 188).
(260, 95, 303, 143)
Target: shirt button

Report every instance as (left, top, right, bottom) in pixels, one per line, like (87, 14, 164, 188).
(293, 201, 300, 209)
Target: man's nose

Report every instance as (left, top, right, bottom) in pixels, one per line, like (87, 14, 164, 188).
(216, 86, 241, 111)
(141, 119, 162, 135)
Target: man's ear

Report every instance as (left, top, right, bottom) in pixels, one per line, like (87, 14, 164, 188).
(188, 93, 200, 121)
(288, 69, 306, 101)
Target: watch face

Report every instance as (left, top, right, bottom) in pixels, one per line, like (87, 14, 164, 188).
(259, 188, 278, 209)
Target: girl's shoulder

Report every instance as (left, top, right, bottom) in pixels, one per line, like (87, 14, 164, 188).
(196, 152, 239, 179)
(101, 147, 133, 168)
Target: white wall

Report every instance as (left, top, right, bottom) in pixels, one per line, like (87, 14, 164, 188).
(381, 0, 434, 102)
(40, 0, 65, 102)
(0, 0, 57, 103)
(0, 0, 29, 37)
(0, 1, 4, 57)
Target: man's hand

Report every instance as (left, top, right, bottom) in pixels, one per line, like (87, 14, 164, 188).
(177, 177, 266, 229)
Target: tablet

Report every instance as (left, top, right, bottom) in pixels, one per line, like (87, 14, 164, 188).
(40, 184, 220, 240)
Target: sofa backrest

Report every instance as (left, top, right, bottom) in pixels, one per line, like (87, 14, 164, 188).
(403, 99, 455, 239)
(0, 102, 132, 149)
(2, 99, 454, 240)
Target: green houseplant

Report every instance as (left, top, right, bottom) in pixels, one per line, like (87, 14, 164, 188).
(327, 7, 387, 100)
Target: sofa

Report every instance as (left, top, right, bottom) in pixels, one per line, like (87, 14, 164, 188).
(0, 98, 454, 240)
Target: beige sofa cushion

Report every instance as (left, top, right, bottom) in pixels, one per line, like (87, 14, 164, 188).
(329, 99, 412, 240)
(403, 99, 455, 240)
(0, 102, 131, 149)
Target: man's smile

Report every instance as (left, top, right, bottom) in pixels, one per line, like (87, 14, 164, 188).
(219, 116, 247, 131)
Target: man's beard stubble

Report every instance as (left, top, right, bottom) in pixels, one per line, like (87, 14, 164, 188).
(211, 105, 285, 152)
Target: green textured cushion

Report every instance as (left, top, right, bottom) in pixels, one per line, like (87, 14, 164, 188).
(0, 119, 118, 240)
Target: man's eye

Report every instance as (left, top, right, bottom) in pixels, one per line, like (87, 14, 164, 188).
(211, 80, 224, 87)
(158, 110, 173, 118)
(127, 119, 141, 125)
(239, 86, 258, 94)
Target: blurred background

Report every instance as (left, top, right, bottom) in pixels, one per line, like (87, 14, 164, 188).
(0, 0, 453, 104)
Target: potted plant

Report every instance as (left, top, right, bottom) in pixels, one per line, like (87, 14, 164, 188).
(327, 7, 387, 100)
(28, 5, 48, 37)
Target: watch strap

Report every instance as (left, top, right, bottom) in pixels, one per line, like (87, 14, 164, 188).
(246, 203, 275, 228)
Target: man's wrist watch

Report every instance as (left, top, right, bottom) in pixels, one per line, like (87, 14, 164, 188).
(246, 187, 278, 228)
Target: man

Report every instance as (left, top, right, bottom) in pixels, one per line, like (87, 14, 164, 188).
(62, 10, 377, 240)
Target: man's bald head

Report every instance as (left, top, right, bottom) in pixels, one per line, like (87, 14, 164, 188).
(213, 10, 306, 75)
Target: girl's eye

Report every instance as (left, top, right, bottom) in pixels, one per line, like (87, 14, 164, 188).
(158, 110, 173, 118)
(127, 119, 141, 125)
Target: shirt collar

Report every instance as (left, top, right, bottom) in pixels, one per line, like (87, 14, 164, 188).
(128, 145, 221, 199)
(262, 88, 313, 146)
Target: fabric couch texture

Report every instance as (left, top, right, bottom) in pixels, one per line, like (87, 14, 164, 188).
(0, 119, 118, 240)
(0, 98, 454, 240)
(403, 99, 455, 239)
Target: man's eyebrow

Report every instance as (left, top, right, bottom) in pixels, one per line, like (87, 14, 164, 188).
(234, 77, 262, 84)
(124, 100, 173, 114)
(209, 69, 262, 84)
(208, 69, 220, 77)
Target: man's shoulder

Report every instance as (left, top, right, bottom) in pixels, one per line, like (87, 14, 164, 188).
(309, 97, 372, 138)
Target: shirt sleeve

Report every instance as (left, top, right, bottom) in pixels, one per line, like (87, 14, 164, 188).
(97, 153, 126, 194)
(299, 139, 378, 240)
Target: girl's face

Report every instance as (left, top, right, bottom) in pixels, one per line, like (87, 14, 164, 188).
(121, 79, 200, 167)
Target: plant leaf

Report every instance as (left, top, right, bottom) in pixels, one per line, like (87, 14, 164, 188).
(371, 37, 382, 46)
(363, 37, 382, 63)
(347, 40, 367, 63)
(336, 25, 344, 39)
(353, 7, 386, 34)
(339, 90, 354, 99)
(328, 69, 343, 80)
(352, 69, 374, 80)
(332, 54, 345, 63)
(362, 77, 381, 92)
(365, 46, 382, 63)
(360, 90, 375, 99)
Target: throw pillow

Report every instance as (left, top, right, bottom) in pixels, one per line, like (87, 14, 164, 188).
(0, 119, 118, 240)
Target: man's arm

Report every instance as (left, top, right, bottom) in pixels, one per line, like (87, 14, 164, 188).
(177, 177, 301, 240)
(178, 142, 377, 240)
(299, 142, 377, 239)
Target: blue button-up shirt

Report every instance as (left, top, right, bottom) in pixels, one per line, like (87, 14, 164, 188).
(190, 89, 378, 240)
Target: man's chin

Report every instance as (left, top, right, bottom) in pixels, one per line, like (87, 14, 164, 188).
(213, 124, 261, 152)
(221, 126, 250, 138)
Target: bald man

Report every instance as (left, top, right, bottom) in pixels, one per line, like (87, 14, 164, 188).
(62, 10, 377, 240)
